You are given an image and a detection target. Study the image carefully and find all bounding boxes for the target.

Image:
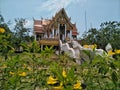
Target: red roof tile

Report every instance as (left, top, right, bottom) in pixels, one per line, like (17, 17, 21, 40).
(72, 31, 79, 35)
(72, 24, 78, 35)
(72, 24, 77, 31)
(34, 20, 42, 25)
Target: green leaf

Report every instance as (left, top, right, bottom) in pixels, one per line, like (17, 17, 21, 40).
(109, 62, 116, 70)
(111, 71, 118, 85)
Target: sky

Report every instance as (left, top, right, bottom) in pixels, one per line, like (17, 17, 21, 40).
(0, 0, 120, 37)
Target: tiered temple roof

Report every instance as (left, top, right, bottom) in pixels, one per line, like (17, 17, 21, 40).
(34, 8, 78, 36)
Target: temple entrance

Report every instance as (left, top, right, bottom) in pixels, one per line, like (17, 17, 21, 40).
(59, 24, 65, 41)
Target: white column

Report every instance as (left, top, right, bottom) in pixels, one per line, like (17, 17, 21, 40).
(34, 33, 36, 40)
(46, 32, 48, 38)
(52, 27, 54, 38)
(65, 24, 66, 39)
(58, 24, 60, 39)
(44, 32, 47, 38)
(49, 31, 51, 38)
(63, 35, 65, 41)
(70, 30, 72, 40)
(56, 29, 58, 37)
(41, 45, 43, 51)
(44, 34, 45, 38)
(43, 33, 45, 38)
(68, 32, 70, 38)
(55, 30, 57, 36)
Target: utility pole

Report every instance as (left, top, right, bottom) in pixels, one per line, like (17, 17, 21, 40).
(90, 22, 92, 29)
(85, 11, 87, 31)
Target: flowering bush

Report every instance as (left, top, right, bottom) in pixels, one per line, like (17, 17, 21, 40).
(47, 61, 86, 90)
(0, 36, 120, 90)
(77, 47, 120, 90)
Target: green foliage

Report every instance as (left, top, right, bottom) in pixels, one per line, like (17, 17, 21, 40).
(29, 40, 40, 53)
(48, 63, 80, 90)
(41, 46, 54, 58)
(0, 46, 120, 89)
(14, 18, 30, 40)
(0, 53, 49, 90)
(0, 29, 14, 60)
(13, 18, 32, 47)
(81, 21, 120, 49)
(78, 50, 120, 90)
(20, 42, 30, 52)
(0, 15, 34, 55)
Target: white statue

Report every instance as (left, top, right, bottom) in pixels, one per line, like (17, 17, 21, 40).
(105, 43, 112, 52)
(60, 40, 107, 64)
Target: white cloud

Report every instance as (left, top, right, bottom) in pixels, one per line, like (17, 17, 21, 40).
(36, 0, 87, 15)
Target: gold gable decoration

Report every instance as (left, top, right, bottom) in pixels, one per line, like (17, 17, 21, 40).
(49, 8, 73, 30)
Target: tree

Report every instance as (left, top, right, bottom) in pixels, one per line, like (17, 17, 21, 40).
(81, 28, 98, 45)
(0, 14, 14, 59)
(14, 18, 30, 41)
(81, 21, 120, 50)
(98, 21, 120, 49)
(13, 18, 33, 49)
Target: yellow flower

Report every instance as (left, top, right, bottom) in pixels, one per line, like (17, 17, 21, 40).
(27, 66, 32, 71)
(89, 45, 94, 49)
(3, 64, 7, 68)
(0, 28, 5, 33)
(19, 72, 26, 76)
(94, 44, 97, 48)
(108, 50, 115, 56)
(53, 82, 63, 90)
(9, 71, 15, 75)
(92, 44, 97, 49)
(73, 80, 82, 90)
(62, 69, 67, 78)
(83, 45, 89, 48)
(115, 50, 120, 54)
(23, 64, 26, 68)
(47, 76, 58, 85)
(89, 44, 97, 49)
(83, 44, 97, 49)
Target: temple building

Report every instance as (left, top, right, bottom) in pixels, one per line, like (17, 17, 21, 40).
(34, 8, 79, 46)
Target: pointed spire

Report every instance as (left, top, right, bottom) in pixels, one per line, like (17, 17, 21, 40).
(41, 16, 43, 20)
(32, 17, 35, 21)
(75, 22, 76, 25)
(69, 17, 71, 21)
